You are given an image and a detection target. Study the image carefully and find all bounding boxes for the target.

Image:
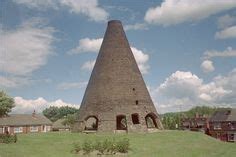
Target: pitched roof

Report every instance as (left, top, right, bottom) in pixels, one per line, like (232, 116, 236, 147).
(0, 114, 52, 126)
(226, 109, 236, 121)
(210, 109, 236, 122)
(52, 119, 70, 129)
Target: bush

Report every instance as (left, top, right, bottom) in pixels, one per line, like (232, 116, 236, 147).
(106, 138, 117, 154)
(72, 138, 130, 155)
(0, 134, 17, 144)
(13, 134, 17, 143)
(82, 140, 94, 155)
(116, 138, 130, 153)
(72, 142, 81, 153)
(94, 140, 106, 154)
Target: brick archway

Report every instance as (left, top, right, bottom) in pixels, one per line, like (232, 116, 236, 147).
(84, 116, 98, 130)
(145, 113, 158, 128)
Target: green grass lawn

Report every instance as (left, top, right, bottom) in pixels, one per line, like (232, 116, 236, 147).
(0, 130, 236, 157)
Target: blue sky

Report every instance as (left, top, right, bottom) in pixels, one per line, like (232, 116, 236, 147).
(1, 0, 236, 113)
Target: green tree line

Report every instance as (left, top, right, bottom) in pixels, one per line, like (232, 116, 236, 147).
(161, 106, 231, 130)
(43, 106, 79, 122)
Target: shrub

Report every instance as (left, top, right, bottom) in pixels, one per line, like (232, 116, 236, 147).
(116, 138, 130, 153)
(13, 134, 17, 143)
(72, 142, 81, 153)
(82, 140, 94, 155)
(106, 138, 117, 154)
(94, 140, 106, 154)
(0, 134, 17, 144)
(72, 138, 130, 155)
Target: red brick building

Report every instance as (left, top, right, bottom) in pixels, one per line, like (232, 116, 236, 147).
(208, 109, 236, 142)
(181, 114, 208, 132)
(0, 113, 52, 134)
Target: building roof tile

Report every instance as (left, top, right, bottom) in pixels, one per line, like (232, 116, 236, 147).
(0, 114, 52, 126)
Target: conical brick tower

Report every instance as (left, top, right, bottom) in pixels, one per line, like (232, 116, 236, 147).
(75, 20, 163, 133)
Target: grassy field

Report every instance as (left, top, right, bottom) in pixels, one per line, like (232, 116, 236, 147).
(0, 130, 236, 157)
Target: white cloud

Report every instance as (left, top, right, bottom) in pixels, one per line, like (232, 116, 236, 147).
(144, 0, 236, 26)
(201, 60, 215, 73)
(153, 70, 236, 113)
(13, 0, 58, 9)
(57, 81, 88, 90)
(12, 97, 80, 114)
(81, 60, 96, 71)
(0, 19, 55, 76)
(68, 38, 103, 54)
(70, 37, 150, 74)
(0, 18, 55, 88)
(0, 76, 51, 89)
(157, 71, 202, 99)
(14, 0, 108, 22)
(203, 47, 236, 59)
(61, 0, 108, 22)
(215, 25, 236, 39)
(124, 23, 148, 31)
(0, 76, 30, 88)
(217, 14, 236, 29)
(130, 47, 150, 74)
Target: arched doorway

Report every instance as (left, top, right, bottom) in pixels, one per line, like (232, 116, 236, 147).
(116, 115, 127, 130)
(84, 116, 98, 130)
(145, 113, 158, 128)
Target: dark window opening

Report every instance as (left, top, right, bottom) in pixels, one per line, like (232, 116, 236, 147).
(116, 115, 127, 130)
(132, 113, 140, 124)
(85, 116, 98, 131)
(228, 134, 235, 142)
(145, 113, 158, 128)
(132, 88, 135, 91)
(135, 100, 138, 105)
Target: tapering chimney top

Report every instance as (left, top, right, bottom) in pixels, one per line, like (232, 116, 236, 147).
(108, 20, 122, 25)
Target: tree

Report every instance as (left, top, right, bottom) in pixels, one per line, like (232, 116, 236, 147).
(43, 106, 79, 122)
(161, 106, 231, 130)
(43, 106, 60, 122)
(161, 112, 181, 130)
(62, 114, 77, 126)
(0, 91, 15, 117)
(185, 106, 223, 117)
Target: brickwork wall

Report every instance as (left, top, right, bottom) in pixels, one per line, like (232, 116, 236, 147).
(1, 125, 51, 134)
(76, 20, 163, 133)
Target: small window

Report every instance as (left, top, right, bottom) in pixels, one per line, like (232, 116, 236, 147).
(14, 127, 23, 133)
(228, 123, 235, 130)
(116, 115, 127, 130)
(132, 114, 140, 124)
(132, 88, 135, 91)
(30, 126, 38, 132)
(135, 100, 138, 105)
(228, 134, 235, 142)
